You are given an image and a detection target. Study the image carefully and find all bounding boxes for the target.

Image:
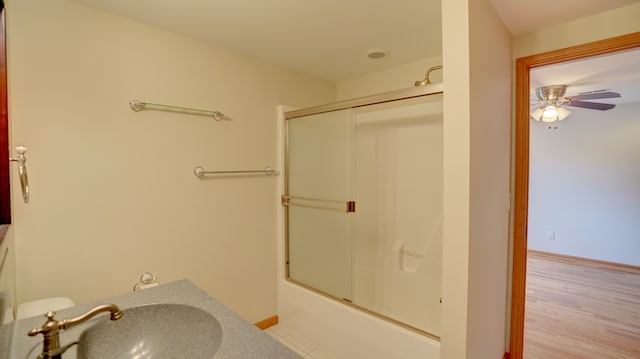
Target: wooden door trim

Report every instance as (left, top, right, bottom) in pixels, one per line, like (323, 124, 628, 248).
(0, 4, 10, 225)
(509, 31, 640, 359)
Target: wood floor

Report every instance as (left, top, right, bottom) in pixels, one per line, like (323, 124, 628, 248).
(523, 251, 640, 359)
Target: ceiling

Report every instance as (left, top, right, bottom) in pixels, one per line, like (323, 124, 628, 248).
(69, 0, 441, 82)
(68, 0, 637, 82)
(489, 0, 639, 37)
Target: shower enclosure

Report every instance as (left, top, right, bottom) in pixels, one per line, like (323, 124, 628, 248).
(283, 86, 443, 338)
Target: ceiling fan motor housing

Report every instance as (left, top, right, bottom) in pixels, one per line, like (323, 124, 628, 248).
(535, 85, 572, 108)
(536, 84, 567, 101)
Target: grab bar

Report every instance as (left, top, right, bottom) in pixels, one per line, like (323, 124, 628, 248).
(401, 249, 424, 259)
(282, 195, 355, 213)
(194, 166, 279, 177)
(129, 100, 230, 121)
(9, 144, 29, 203)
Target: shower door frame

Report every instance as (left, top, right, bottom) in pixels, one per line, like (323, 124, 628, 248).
(284, 84, 443, 120)
(283, 84, 444, 339)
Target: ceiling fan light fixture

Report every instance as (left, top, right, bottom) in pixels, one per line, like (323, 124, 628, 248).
(542, 105, 559, 122)
(557, 107, 572, 121)
(532, 84, 618, 123)
(530, 107, 544, 121)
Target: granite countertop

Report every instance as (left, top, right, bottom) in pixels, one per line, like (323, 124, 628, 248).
(1, 280, 304, 359)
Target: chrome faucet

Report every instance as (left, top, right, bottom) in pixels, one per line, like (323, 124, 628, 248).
(28, 304, 123, 359)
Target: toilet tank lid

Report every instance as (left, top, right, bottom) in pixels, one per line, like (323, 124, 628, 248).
(16, 297, 75, 320)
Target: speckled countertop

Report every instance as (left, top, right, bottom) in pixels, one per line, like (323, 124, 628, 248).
(0, 280, 304, 359)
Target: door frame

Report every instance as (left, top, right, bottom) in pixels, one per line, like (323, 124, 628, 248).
(0, 3, 10, 225)
(509, 31, 640, 359)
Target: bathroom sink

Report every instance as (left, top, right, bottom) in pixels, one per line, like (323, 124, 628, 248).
(76, 303, 223, 359)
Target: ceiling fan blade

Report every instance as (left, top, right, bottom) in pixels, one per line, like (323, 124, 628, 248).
(566, 101, 616, 110)
(567, 92, 620, 101)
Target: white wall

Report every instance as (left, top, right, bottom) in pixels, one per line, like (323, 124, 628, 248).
(6, 0, 335, 323)
(528, 103, 640, 266)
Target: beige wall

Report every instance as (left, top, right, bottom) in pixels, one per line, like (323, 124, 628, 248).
(441, 0, 512, 358)
(466, 0, 512, 357)
(6, 0, 334, 323)
(440, 0, 471, 357)
(513, 3, 640, 58)
(7, 0, 633, 355)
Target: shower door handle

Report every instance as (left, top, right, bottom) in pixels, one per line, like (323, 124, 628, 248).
(282, 195, 355, 213)
(10, 144, 29, 203)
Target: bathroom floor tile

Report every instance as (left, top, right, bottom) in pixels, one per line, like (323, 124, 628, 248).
(309, 348, 342, 359)
(266, 324, 293, 338)
(265, 324, 340, 358)
(283, 332, 318, 353)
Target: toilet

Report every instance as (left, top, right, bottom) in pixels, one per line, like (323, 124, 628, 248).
(16, 297, 75, 319)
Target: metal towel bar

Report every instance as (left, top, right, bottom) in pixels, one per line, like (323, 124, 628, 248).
(194, 166, 279, 177)
(130, 100, 230, 121)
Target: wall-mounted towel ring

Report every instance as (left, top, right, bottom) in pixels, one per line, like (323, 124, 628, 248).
(10, 144, 29, 203)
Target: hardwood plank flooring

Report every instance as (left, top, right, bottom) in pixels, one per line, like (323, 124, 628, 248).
(523, 251, 640, 359)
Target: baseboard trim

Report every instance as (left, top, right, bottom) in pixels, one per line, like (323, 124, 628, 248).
(528, 249, 640, 274)
(255, 315, 279, 330)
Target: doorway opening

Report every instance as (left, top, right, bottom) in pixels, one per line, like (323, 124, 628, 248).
(509, 32, 640, 359)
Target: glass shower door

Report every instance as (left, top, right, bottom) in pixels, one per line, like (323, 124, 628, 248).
(284, 92, 443, 337)
(353, 95, 443, 334)
(286, 109, 354, 301)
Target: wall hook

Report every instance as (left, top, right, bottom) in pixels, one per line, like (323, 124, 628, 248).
(9, 144, 29, 203)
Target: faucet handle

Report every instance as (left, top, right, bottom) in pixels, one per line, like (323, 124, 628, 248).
(27, 327, 43, 336)
(44, 311, 56, 321)
(28, 311, 61, 337)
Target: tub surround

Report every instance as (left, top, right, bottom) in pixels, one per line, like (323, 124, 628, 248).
(1, 280, 303, 359)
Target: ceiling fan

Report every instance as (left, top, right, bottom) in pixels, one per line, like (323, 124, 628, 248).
(530, 84, 621, 123)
